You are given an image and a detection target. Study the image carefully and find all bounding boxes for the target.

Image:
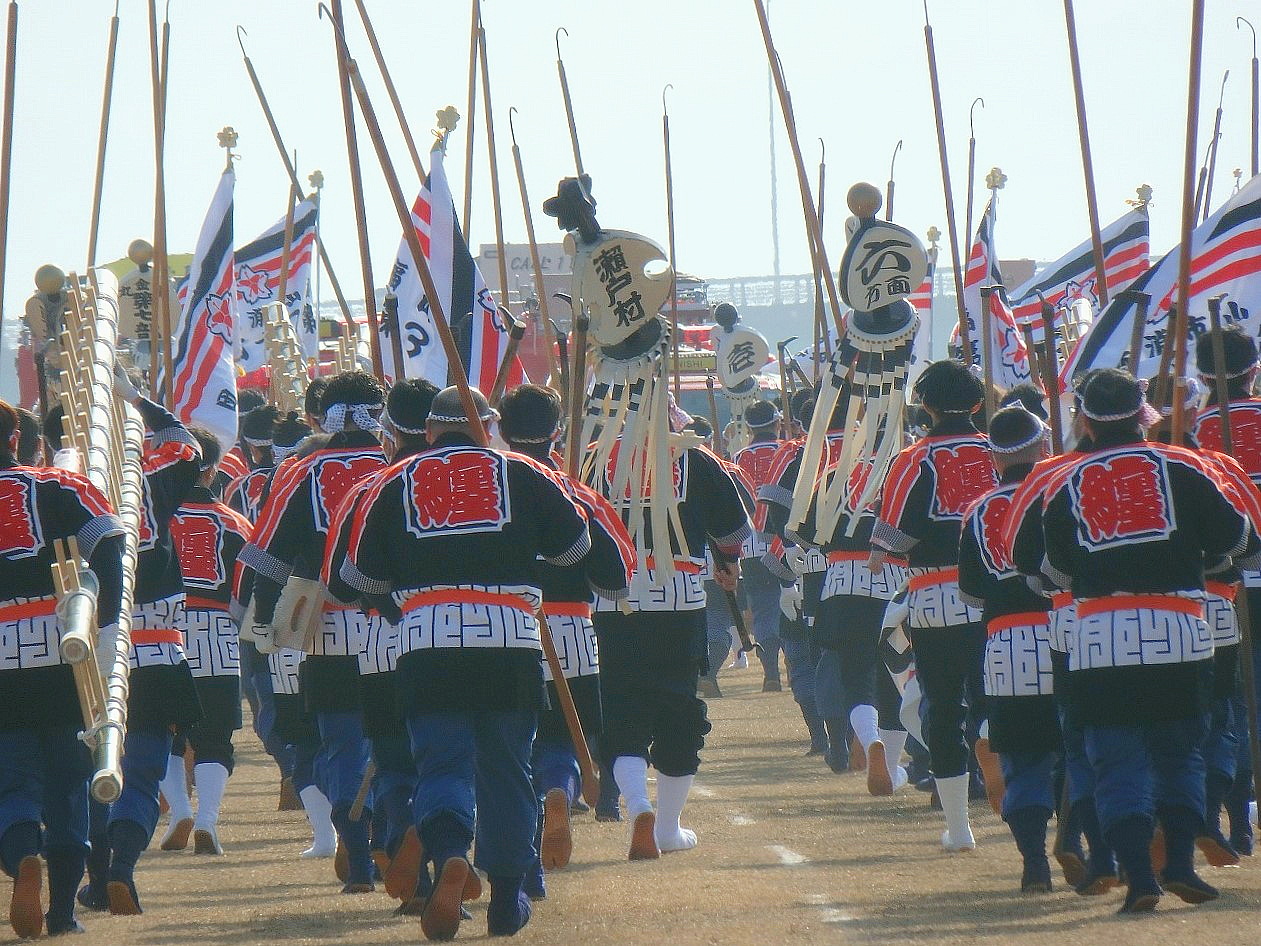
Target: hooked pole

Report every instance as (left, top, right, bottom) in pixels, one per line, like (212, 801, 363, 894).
(1241, 17, 1258, 179)
(663, 83, 681, 397)
(461, 0, 480, 235)
(886, 138, 902, 222)
(86, 1, 120, 272)
(964, 97, 982, 260)
(1203, 70, 1230, 222)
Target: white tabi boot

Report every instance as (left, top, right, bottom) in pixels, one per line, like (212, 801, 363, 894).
(936, 773, 976, 852)
(613, 756, 658, 860)
(654, 774, 698, 852)
(877, 728, 909, 792)
(298, 785, 337, 858)
(192, 763, 229, 854)
(159, 753, 194, 851)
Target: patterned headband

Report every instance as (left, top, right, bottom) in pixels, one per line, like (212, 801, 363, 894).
(322, 402, 383, 434)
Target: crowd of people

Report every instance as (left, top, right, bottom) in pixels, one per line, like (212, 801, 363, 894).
(1, 321, 1260, 939)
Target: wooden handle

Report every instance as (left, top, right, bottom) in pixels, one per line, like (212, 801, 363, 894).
(537, 607, 599, 807)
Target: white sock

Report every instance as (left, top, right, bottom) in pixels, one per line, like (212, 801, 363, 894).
(160, 753, 193, 822)
(849, 704, 880, 752)
(977, 719, 990, 742)
(612, 756, 652, 817)
(193, 762, 229, 831)
(654, 773, 698, 851)
(935, 774, 974, 850)
(877, 731, 907, 787)
(299, 785, 336, 857)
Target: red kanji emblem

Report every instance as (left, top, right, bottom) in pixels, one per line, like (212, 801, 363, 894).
(407, 449, 508, 535)
(736, 444, 779, 491)
(1073, 452, 1175, 548)
(929, 443, 997, 519)
(1198, 405, 1261, 482)
(313, 455, 382, 531)
(977, 493, 1014, 575)
(0, 477, 40, 557)
(171, 512, 224, 588)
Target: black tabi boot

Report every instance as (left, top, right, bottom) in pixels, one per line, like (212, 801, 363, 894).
(76, 832, 109, 912)
(331, 805, 375, 893)
(804, 714, 828, 756)
(1196, 770, 1240, 866)
(487, 874, 532, 937)
(106, 819, 149, 915)
(1007, 806, 1053, 893)
(823, 718, 850, 773)
(1071, 797, 1118, 896)
(1107, 814, 1161, 914)
(1159, 805, 1220, 905)
(1225, 777, 1254, 856)
(44, 845, 87, 936)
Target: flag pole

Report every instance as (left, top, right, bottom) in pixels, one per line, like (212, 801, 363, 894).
(276, 179, 298, 326)
(752, 0, 844, 338)
(964, 98, 982, 266)
(662, 83, 681, 398)
(349, 0, 424, 185)
(86, 1, 119, 272)
(310, 169, 324, 375)
(147, 0, 172, 404)
(921, 0, 972, 363)
(1172, 0, 1206, 446)
(327, 0, 390, 382)
(812, 140, 826, 380)
(1123, 289, 1150, 377)
(461, 0, 480, 236)
(1203, 70, 1229, 223)
(979, 286, 996, 419)
(1241, 17, 1259, 178)
(0, 0, 15, 345)
(555, 27, 585, 179)
(1062, 0, 1110, 307)
(885, 138, 902, 222)
(236, 27, 357, 339)
(318, 5, 486, 444)
(477, 21, 511, 312)
(507, 108, 562, 389)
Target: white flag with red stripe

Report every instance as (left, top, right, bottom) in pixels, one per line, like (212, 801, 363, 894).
(383, 149, 524, 391)
(167, 167, 237, 452)
(1007, 206, 1149, 337)
(234, 198, 319, 370)
(954, 200, 1032, 389)
(1065, 173, 1261, 380)
(905, 258, 934, 391)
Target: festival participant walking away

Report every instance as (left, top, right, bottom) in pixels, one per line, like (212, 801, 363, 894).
(0, 399, 125, 937)
(236, 370, 387, 893)
(870, 360, 997, 851)
(166, 428, 254, 855)
(498, 383, 632, 898)
(76, 366, 203, 915)
(224, 405, 279, 521)
(1192, 326, 1261, 856)
(958, 407, 1058, 892)
(341, 385, 593, 939)
(699, 574, 750, 699)
(1042, 369, 1258, 913)
(731, 399, 786, 691)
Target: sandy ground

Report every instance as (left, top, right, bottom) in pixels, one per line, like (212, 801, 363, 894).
(19, 668, 1261, 946)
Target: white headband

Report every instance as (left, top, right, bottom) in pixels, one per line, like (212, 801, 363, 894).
(989, 419, 1050, 455)
(322, 402, 383, 434)
(383, 409, 426, 436)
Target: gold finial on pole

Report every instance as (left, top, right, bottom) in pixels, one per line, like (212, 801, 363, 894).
(308, 168, 324, 191)
(217, 125, 238, 169)
(433, 105, 459, 154)
(984, 166, 1007, 190)
(1127, 182, 1154, 208)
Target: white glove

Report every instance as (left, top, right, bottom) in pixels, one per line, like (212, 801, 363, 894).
(250, 623, 278, 654)
(779, 583, 803, 621)
(785, 547, 809, 577)
(112, 363, 140, 403)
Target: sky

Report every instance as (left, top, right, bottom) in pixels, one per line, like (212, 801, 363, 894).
(0, 0, 1254, 379)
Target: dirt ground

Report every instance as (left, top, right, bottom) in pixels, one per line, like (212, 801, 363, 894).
(24, 668, 1261, 946)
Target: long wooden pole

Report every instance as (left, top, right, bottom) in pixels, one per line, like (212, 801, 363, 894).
(461, 0, 479, 236)
(1124, 289, 1151, 377)
(349, 0, 424, 184)
(566, 314, 589, 478)
(507, 108, 561, 388)
(921, 2, 972, 362)
(964, 99, 981, 270)
(328, 0, 389, 382)
(1038, 294, 1065, 454)
(86, 1, 119, 272)
(535, 603, 600, 806)
(147, 0, 172, 404)
(979, 286, 997, 420)
(752, 0, 844, 338)
(157, 6, 172, 402)
(1062, 0, 1110, 307)
(663, 84, 681, 398)
(477, 23, 511, 311)
(319, 6, 486, 444)
(488, 309, 524, 406)
(1172, 0, 1207, 446)
(1243, 17, 1260, 178)
(1203, 71, 1229, 223)
(236, 30, 357, 338)
(0, 1, 15, 342)
(555, 27, 585, 178)
(276, 181, 298, 322)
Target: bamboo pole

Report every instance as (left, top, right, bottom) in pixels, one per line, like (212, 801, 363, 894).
(147, 0, 172, 404)
(1172, 0, 1207, 446)
(662, 84, 681, 398)
(461, 0, 480, 236)
(816, 139, 830, 362)
(0, 0, 14, 342)
(1203, 70, 1229, 223)
(1241, 17, 1259, 179)
(349, 0, 424, 185)
(752, 0, 844, 338)
(964, 98, 982, 270)
(86, 1, 119, 271)
(507, 107, 561, 388)
(327, 0, 390, 382)
(236, 28, 357, 340)
(555, 27, 585, 179)
(1062, 0, 1110, 307)
(477, 22, 511, 311)
(318, 5, 486, 444)
(1123, 289, 1150, 376)
(921, 1, 972, 362)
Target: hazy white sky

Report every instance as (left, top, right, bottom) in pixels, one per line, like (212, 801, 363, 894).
(0, 0, 1252, 331)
